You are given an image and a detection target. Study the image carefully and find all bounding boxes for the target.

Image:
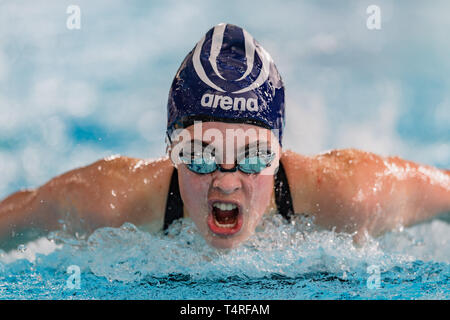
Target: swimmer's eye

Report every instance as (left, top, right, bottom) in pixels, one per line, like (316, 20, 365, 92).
(179, 147, 216, 165)
(237, 143, 273, 162)
(185, 157, 217, 174)
(237, 152, 275, 174)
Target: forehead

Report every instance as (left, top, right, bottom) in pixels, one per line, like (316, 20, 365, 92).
(184, 122, 275, 145)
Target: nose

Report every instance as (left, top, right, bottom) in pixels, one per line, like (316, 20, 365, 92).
(212, 166, 242, 194)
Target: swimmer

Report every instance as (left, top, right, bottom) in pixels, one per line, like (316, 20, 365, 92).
(0, 23, 449, 249)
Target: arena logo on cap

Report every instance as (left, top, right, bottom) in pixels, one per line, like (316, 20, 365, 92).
(192, 23, 272, 112)
(200, 93, 258, 112)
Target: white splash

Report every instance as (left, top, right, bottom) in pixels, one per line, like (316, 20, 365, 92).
(0, 237, 62, 264)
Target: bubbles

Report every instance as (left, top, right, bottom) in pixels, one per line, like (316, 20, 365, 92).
(44, 214, 445, 285)
(1, 214, 449, 299)
(0, 238, 62, 264)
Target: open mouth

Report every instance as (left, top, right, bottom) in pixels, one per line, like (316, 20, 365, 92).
(207, 201, 243, 236)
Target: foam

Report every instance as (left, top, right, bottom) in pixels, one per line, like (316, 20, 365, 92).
(3, 214, 447, 284)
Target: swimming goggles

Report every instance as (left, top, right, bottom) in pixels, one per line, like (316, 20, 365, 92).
(179, 150, 276, 174)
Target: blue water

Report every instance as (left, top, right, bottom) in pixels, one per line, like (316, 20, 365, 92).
(1, 215, 449, 299)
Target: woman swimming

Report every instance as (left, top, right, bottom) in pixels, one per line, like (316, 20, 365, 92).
(0, 23, 449, 249)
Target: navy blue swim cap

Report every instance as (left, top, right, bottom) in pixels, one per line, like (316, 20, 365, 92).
(167, 23, 285, 146)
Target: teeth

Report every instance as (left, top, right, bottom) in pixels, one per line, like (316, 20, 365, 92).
(213, 202, 237, 211)
(214, 219, 237, 228)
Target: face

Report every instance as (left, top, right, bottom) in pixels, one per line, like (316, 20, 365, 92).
(170, 122, 281, 249)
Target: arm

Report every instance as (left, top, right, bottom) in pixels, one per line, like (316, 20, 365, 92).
(283, 149, 450, 239)
(0, 156, 173, 248)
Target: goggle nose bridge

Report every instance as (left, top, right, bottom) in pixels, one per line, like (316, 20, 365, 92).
(216, 164, 238, 173)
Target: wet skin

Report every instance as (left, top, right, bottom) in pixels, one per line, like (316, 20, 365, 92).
(0, 122, 449, 249)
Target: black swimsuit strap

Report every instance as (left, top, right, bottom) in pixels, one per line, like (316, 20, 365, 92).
(163, 167, 184, 232)
(162, 162, 295, 231)
(273, 161, 295, 221)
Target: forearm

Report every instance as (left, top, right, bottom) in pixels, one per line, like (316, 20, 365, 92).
(356, 156, 450, 235)
(309, 149, 450, 237)
(393, 162, 450, 225)
(0, 168, 93, 247)
(0, 188, 60, 247)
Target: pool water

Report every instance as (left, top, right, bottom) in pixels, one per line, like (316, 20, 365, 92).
(0, 214, 448, 299)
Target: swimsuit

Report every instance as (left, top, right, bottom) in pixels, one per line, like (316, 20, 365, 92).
(163, 162, 294, 231)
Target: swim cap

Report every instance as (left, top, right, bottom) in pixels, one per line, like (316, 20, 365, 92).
(166, 23, 285, 146)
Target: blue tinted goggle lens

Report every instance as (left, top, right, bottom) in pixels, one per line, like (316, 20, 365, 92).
(187, 157, 217, 174)
(237, 156, 272, 174)
(180, 153, 275, 174)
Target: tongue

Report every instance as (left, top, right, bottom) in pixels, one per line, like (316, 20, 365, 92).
(213, 207, 238, 224)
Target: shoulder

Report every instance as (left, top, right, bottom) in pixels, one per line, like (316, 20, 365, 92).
(84, 155, 174, 185)
(94, 155, 175, 227)
(53, 154, 174, 192)
(279, 148, 386, 214)
(47, 155, 175, 229)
